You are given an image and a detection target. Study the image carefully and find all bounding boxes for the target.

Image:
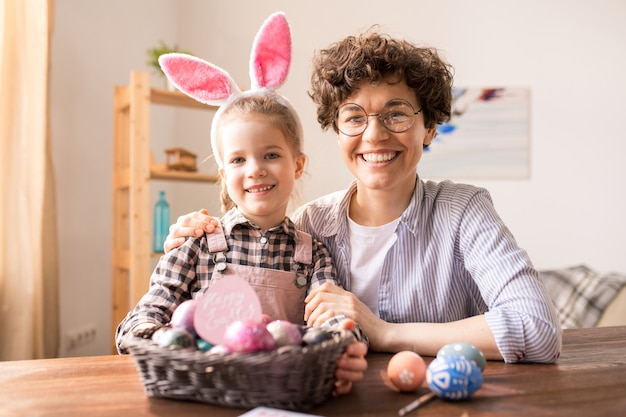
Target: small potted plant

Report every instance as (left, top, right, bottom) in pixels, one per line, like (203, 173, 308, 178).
(146, 41, 193, 90)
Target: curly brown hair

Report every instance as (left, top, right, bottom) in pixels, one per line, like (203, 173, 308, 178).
(309, 28, 454, 132)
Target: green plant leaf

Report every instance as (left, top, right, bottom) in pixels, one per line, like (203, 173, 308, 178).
(146, 41, 193, 77)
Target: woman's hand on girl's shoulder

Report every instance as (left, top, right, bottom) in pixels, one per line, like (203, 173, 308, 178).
(163, 208, 220, 252)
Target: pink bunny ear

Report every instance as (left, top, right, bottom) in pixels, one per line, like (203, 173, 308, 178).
(158, 53, 240, 105)
(249, 12, 291, 90)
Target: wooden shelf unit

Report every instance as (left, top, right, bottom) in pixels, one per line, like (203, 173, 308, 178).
(111, 71, 219, 352)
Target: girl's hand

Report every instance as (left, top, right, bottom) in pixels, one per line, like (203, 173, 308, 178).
(163, 209, 219, 252)
(333, 318, 368, 396)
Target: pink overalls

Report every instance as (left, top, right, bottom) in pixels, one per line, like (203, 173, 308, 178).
(206, 224, 313, 325)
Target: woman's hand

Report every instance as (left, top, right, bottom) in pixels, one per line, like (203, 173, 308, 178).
(163, 209, 220, 252)
(333, 318, 368, 396)
(306, 286, 503, 359)
(305, 283, 388, 352)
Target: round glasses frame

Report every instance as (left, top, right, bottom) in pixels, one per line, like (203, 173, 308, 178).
(336, 99, 423, 137)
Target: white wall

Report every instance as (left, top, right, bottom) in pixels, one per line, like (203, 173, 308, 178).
(51, 0, 626, 356)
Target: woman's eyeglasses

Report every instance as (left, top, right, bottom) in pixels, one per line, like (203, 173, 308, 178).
(336, 99, 422, 136)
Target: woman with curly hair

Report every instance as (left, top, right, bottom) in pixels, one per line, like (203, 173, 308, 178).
(165, 29, 562, 364)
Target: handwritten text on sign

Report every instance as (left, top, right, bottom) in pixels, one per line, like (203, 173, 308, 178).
(194, 275, 262, 344)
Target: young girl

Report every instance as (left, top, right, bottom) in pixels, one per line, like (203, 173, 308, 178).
(116, 92, 340, 341)
(116, 12, 366, 395)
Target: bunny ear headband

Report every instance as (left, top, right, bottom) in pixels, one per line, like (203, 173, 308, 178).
(158, 12, 301, 168)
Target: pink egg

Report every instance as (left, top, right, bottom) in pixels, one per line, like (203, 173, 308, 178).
(387, 351, 427, 392)
(170, 299, 198, 335)
(223, 320, 276, 353)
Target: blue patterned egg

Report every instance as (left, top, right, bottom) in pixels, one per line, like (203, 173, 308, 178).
(426, 356, 483, 400)
(437, 342, 486, 372)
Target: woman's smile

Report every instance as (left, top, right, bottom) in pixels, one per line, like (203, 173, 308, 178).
(360, 151, 399, 163)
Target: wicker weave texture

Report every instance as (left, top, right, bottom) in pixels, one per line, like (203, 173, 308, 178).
(128, 330, 354, 411)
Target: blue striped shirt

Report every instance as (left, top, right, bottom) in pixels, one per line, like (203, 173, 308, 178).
(292, 177, 562, 363)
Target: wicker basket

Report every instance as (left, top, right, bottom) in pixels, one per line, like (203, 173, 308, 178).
(127, 329, 355, 411)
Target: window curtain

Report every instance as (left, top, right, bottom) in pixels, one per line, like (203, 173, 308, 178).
(0, 0, 59, 360)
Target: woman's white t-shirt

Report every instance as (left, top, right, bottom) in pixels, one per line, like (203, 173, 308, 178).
(348, 216, 400, 317)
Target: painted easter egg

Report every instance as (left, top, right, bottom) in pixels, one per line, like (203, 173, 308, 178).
(196, 337, 213, 352)
(151, 326, 170, 345)
(223, 320, 276, 353)
(170, 299, 198, 335)
(426, 356, 483, 400)
(155, 327, 196, 350)
(266, 320, 302, 347)
(437, 342, 487, 372)
(207, 344, 231, 355)
(387, 351, 427, 392)
(302, 327, 333, 346)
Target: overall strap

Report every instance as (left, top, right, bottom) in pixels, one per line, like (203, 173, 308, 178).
(206, 222, 228, 253)
(294, 230, 312, 265)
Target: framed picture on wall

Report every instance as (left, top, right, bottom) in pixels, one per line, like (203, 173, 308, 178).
(419, 87, 530, 179)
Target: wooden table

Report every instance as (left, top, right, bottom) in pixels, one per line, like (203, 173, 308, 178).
(2, 326, 625, 417)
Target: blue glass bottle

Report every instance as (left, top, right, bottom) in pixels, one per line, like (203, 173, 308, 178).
(153, 191, 170, 253)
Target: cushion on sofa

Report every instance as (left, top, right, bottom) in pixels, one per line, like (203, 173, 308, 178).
(539, 264, 626, 329)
